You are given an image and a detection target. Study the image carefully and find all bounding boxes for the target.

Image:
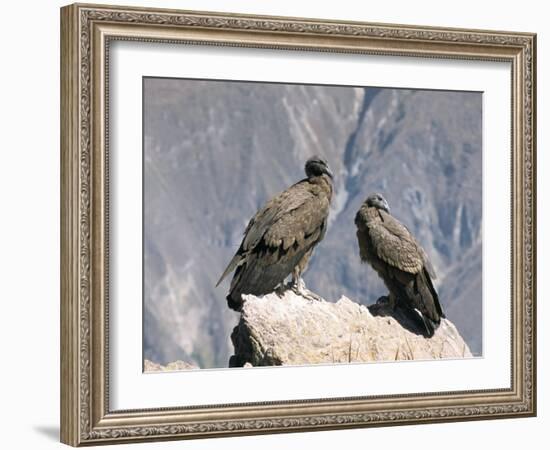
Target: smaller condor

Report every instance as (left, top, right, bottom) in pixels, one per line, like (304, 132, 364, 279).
(354, 193, 445, 337)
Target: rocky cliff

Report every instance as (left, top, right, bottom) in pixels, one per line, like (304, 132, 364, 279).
(229, 291, 471, 367)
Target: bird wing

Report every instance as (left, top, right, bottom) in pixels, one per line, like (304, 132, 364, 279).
(398, 221, 437, 279)
(216, 252, 245, 287)
(216, 179, 329, 287)
(262, 185, 330, 252)
(241, 182, 308, 252)
(418, 245, 437, 279)
(367, 210, 425, 274)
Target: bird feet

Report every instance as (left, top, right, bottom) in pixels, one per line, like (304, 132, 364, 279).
(291, 278, 323, 303)
(274, 282, 288, 298)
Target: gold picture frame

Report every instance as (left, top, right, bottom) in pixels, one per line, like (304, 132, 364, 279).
(60, 2, 536, 446)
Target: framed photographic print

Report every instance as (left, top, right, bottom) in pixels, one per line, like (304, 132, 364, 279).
(60, 3, 537, 446)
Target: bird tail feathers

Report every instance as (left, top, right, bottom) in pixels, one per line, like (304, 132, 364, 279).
(216, 254, 243, 287)
(421, 315, 438, 338)
(422, 268, 445, 319)
(411, 307, 439, 338)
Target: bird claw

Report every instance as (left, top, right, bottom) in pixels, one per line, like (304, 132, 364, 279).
(302, 290, 324, 303)
(290, 279, 323, 302)
(274, 283, 287, 298)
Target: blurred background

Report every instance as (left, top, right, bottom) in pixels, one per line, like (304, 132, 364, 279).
(143, 78, 482, 369)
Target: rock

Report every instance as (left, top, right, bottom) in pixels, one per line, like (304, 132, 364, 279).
(229, 291, 472, 367)
(144, 359, 199, 372)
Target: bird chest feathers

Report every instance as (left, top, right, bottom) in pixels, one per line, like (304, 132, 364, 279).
(308, 174, 333, 198)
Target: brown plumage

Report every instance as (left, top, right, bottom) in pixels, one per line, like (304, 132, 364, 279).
(217, 156, 333, 311)
(354, 193, 444, 337)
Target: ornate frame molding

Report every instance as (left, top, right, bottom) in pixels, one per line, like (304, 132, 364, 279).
(60, 3, 536, 446)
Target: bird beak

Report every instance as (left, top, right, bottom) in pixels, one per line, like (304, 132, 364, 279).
(325, 168, 334, 179)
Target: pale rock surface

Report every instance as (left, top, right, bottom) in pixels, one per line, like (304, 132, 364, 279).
(144, 359, 199, 372)
(229, 291, 472, 367)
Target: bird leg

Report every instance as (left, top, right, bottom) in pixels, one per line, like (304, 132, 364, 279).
(293, 278, 323, 302)
(290, 268, 323, 302)
(388, 292, 397, 310)
(274, 282, 287, 297)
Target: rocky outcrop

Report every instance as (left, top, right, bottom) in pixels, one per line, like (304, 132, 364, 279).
(144, 359, 199, 372)
(229, 291, 472, 367)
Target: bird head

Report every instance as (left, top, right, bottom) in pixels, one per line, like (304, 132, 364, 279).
(305, 156, 333, 180)
(366, 193, 390, 213)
